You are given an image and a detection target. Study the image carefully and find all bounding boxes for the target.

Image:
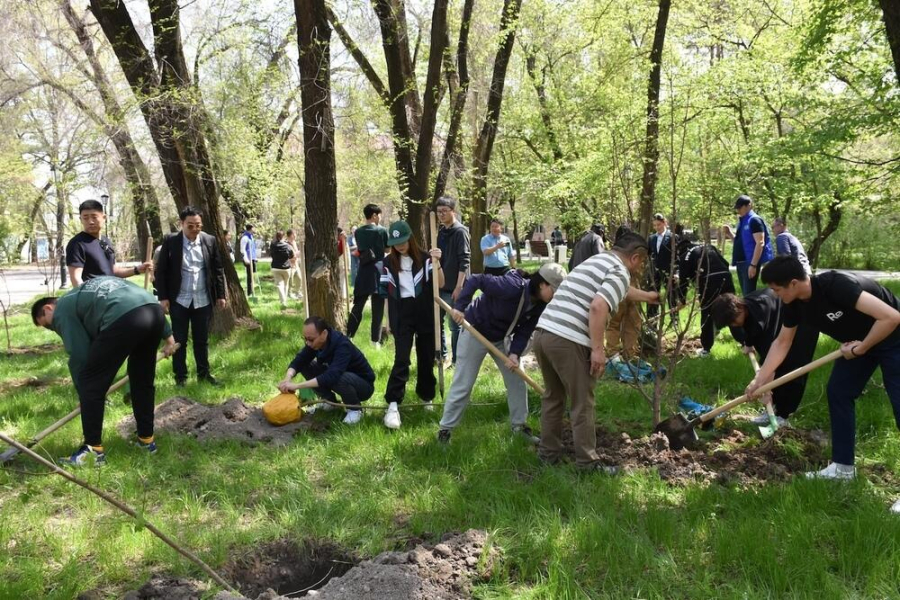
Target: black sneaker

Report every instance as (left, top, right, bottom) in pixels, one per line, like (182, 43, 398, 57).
(200, 375, 220, 387)
(437, 429, 451, 444)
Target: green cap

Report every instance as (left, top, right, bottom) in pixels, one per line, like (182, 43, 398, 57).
(387, 221, 412, 246)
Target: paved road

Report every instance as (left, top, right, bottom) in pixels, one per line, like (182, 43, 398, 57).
(2, 263, 898, 308)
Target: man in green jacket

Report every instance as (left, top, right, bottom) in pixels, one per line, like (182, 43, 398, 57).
(32, 277, 177, 466)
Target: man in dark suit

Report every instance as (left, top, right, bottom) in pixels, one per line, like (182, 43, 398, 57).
(155, 206, 227, 386)
(647, 213, 680, 320)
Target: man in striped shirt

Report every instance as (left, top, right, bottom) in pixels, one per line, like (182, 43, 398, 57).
(533, 232, 649, 470)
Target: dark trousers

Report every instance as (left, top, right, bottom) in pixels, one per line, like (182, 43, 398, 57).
(299, 364, 374, 407)
(767, 324, 818, 418)
(385, 298, 436, 404)
(244, 260, 258, 295)
(483, 266, 510, 276)
(439, 290, 461, 363)
(347, 265, 384, 342)
(826, 337, 900, 465)
(699, 275, 735, 352)
(170, 301, 213, 381)
(77, 304, 165, 446)
(736, 262, 757, 296)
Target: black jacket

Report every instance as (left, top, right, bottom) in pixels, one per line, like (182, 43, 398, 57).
(437, 221, 470, 293)
(269, 240, 294, 270)
(155, 231, 226, 302)
(678, 244, 733, 301)
(288, 329, 375, 389)
(648, 230, 678, 273)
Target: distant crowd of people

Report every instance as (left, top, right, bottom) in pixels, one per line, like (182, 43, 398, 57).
(28, 195, 900, 517)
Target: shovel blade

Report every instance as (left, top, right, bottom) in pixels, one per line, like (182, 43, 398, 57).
(654, 413, 698, 451)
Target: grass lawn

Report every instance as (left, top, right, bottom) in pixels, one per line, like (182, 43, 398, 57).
(1, 272, 899, 599)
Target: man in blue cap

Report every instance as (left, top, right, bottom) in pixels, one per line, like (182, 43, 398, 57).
(725, 195, 774, 295)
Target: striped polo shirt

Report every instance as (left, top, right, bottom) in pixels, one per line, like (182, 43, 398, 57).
(537, 251, 631, 347)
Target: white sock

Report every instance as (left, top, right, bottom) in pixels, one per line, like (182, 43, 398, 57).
(388, 402, 398, 411)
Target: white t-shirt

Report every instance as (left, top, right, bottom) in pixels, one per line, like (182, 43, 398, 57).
(537, 252, 631, 347)
(398, 255, 415, 298)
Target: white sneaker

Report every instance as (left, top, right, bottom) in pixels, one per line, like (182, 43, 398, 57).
(805, 462, 856, 480)
(751, 412, 790, 428)
(422, 400, 435, 412)
(695, 349, 711, 358)
(318, 401, 337, 412)
(383, 402, 401, 429)
(343, 410, 363, 425)
(891, 498, 900, 514)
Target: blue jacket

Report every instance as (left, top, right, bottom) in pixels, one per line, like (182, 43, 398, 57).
(288, 329, 375, 390)
(453, 270, 546, 356)
(737, 210, 773, 266)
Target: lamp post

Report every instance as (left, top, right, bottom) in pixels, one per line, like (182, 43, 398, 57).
(100, 194, 110, 240)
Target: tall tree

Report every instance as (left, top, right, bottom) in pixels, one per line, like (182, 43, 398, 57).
(469, 0, 523, 272)
(294, 0, 343, 326)
(88, 0, 250, 331)
(879, 0, 900, 84)
(638, 0, 671, 237)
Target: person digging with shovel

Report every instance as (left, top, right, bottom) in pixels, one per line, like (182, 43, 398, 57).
(533, 232, 649, 471)
(746, 256, 900, 514)
(379, 221, 443, 430)
(31, 277, 177, 466)
(711, 289, 818, 427)
(436, 262, 566, 445)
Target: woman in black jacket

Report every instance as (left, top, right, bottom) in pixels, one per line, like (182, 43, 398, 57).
(379, 221, 443, 430)
(269, 231, 295, 309)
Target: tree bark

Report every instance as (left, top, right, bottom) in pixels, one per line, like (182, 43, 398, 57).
(89, 0, 251, 331)
(469, 0, 523, 272)
(807, 193, 843, 269)
(295, 0, 344, 328)
(60, 1, 163, 259)
(638, 0, 672, 238)
(524, 47, 563, 162)
(879, 0, 900, 85)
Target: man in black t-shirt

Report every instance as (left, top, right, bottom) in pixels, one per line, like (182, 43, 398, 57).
(711, 289, 818, 423)
(66, 200, 153, 287)
(746, 257, 900, 499)
(347, 203, 389, 345)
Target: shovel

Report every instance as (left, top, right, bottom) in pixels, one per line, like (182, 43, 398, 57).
(430, 212, 444, 398)
(654, 349, 841, 450)
(0, 347, 178, 463)
(748, 352, 779, 439)
(434, 296, 544, 395)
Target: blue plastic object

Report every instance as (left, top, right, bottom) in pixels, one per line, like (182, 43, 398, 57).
(678, 396, 713, 420)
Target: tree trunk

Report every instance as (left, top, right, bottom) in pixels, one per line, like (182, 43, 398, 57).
(295, 0, 344, 328)
(469, 0, 523, 273)
(509, 193, 521, 264)
(89, 0, 251, 331)
(807, 194, 843, 270)
(879, 0, 900, 85)
(524, 47, 563, 162)
(638, 0, 672, 238)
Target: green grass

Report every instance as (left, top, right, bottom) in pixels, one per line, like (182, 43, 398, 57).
(1, 276, 899, 599)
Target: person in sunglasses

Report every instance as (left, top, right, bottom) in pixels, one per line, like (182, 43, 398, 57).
(66, 200, 153, 287)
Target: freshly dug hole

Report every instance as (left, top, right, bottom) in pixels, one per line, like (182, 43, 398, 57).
(226, 539, 356, 598)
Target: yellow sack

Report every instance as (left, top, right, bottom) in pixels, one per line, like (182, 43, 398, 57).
(262, 393, 304, 426)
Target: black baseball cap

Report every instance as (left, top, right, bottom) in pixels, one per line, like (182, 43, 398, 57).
(733, 195, 752, 210)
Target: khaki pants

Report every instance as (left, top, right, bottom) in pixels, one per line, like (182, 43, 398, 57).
(272, 268, 291, 306)
(533, 329, 600, 467)
(606, 298, 641, 358)
(288, 265, 303, 298)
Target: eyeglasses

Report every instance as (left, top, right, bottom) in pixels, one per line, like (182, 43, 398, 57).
(436, 208, 452, 215)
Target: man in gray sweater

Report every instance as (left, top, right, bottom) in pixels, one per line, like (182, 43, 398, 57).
(435, 196, 471, 366)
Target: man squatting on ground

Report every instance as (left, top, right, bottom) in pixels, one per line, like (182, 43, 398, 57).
(745, 256, 900, 512)
(154, 206, 227, 387)
(379, 221, 443, 430)
(711, 289, 818, 425)
(436, 262, 567, 445)
(278, 316, 376, 425)
(532, 232, 649, 470)
(32, 277, 177, 466)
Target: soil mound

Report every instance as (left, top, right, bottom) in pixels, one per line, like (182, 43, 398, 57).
(564, 423, 829, 485)
(120, 577, 207, 599)
(117, 396, 319, 444)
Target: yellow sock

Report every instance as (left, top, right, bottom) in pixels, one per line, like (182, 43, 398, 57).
(138, 436, 154, 444)
(89, 445, 104, 453)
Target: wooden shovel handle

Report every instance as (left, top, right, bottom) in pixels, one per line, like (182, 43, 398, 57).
(429, 213, 442, 353)
(698, 349, 842, 424)
(434, 296, 545, 395)
(143, 220, 153, 290)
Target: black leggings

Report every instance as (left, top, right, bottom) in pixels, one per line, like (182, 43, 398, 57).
(77, 304, 165, 446)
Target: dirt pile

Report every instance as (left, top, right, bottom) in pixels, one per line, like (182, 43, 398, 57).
(118, 577, 208, 599)
(563, 424, 829, 485)
(117, 396, 320, 444)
